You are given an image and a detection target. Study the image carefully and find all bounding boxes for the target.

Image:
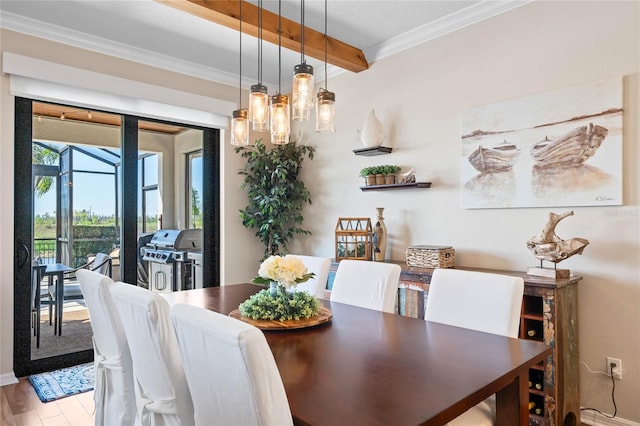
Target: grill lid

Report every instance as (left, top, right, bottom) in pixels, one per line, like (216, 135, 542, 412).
(148, 229, 202, 250)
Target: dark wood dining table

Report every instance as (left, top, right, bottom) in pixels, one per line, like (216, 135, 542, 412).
(163, 284, 551, 426)
(43, 263, 74, 336)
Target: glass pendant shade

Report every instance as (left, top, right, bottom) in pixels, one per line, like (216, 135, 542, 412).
(292, 63, 314, 122)
(249, 84, 269, 132)
(316, 90, 335, 133)
(231, 109, 249, 146)
(270, 94, 290, 145)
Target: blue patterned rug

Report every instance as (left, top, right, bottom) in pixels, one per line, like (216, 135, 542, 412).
(28, 362, 95, 402)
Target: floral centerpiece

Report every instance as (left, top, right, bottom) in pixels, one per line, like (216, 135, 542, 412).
(239, 255, 319, 322)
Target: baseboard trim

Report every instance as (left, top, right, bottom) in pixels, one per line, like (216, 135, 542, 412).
(581, 410, 640, 426)
(0, 372, 18, 386)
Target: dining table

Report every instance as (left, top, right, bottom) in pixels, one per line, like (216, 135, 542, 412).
(163, 284, 552, 426)
(43, 262, 74, 336)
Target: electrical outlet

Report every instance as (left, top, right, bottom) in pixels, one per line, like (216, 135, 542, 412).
(606, 357, 622, 380)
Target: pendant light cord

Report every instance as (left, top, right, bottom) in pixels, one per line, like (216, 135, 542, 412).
(324, 0, 328, 90)
(278, 0, 282, 94)
(238, 0, 242, 107)
(258, 0, 263, 84)
(300, 0, 305, 63)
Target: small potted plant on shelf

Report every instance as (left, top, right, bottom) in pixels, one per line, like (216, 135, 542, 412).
(359, 166, 379, 186)
(381, 165, 401, 184)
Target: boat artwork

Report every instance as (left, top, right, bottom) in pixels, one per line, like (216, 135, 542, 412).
(467, 141, 521, 173)
(530, 123, 608, 169)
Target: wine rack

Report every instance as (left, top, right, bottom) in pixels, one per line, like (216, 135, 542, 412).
(328, 261, 582, 426)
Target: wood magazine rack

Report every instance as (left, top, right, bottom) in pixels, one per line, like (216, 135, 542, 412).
(328, 260, 581, 426)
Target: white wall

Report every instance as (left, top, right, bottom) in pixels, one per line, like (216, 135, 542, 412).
(289, 1, 640, 423)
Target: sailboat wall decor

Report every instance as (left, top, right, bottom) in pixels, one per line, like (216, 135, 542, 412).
(461, 77, 623, 209)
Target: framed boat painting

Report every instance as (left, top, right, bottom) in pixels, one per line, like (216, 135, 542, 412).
(461, 77, 623, 209)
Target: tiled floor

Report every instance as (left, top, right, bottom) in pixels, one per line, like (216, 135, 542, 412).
(1, 378, 94, 426)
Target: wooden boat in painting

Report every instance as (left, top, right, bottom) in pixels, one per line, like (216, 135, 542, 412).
(530, 123, 608, 168)
(468, 141, 521, 173)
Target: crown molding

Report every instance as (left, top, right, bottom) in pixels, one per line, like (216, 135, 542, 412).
(0, 10, 246, 88)
(367, 0, 531, 64)
(1, 2, 529, 88)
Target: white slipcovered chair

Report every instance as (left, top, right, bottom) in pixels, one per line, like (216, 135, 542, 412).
(330, 260, 401, 313)
(109, 282, 194, 426)
(76, 269, 136, 426)
(425, 268, 525, 426)
(285, 254, 331, 299)
(170, 303, 293, 426)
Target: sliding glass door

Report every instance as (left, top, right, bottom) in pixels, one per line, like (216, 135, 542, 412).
(13, 98, 220, 376)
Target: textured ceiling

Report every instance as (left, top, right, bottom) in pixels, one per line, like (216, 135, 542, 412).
(0, 0, 528, 91)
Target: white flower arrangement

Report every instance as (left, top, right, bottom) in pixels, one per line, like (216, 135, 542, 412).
(252, 255, 314, 289)
(240, 255, 318, 322)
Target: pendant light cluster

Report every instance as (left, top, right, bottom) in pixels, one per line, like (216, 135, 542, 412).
(230, 0, 249, 146)
(232, 0, 336, 146)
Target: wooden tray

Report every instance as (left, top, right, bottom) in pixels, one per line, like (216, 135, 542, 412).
(229, 306, 333, 330)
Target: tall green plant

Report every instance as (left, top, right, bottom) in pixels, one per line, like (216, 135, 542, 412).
(235, 139, 315, 259)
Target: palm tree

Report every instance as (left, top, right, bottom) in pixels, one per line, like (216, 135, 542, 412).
(32, 144, 58, 197)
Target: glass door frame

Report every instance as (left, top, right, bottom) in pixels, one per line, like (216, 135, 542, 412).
(13, 97, 220, 376)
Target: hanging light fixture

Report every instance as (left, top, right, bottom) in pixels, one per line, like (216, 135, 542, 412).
(248, 0, 269, 132)
(292, 0, 314, 122)
(316, 0, 335, 133)
(270, 0, 290, 145)
(231, 0, 249, 146)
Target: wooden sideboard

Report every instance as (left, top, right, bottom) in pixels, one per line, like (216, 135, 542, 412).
(328, 260, 582, 426)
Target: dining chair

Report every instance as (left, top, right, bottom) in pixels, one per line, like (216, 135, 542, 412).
(170, 303, 293, 426)
(48, 252, 112, 331)
(330, 260, 401, 313)
(76, 269, 136, 426)
(109, 281, 194, 426)
(285, 254, 331, 298)
(425, 268, 525, 426)
(31, 261, 47, 348)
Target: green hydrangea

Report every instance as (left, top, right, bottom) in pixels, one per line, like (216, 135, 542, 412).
(239, 288, 319, 322)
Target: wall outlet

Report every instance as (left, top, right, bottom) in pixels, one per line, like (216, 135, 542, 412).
(606, 357, 622, 380)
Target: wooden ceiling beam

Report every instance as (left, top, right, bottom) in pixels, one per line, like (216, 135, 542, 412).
(154, 0, 369, 73)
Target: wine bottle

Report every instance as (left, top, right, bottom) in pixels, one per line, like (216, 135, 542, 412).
(527, 329, 537, 337)
(535, 407, 543, 415)
(528, 401, 536, 411)
(528, 380, 532, 388)
(535, 382, 543, 390)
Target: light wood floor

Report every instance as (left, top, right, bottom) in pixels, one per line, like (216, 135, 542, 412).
(1, 378, 94, 426)
(2, 377, 590, 426)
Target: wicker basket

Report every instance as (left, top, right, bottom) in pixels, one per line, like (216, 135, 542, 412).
(406, 245, 455, 268)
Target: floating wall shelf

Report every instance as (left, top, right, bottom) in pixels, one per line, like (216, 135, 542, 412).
(353, 146, 392, 156)
(360, 182, 431, 191)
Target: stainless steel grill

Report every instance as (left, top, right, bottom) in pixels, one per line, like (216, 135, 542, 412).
(142, 229, 202, 293)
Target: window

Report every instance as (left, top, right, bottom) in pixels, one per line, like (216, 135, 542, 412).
(186, 150, 203, 229)
(138, 153, 159, 233)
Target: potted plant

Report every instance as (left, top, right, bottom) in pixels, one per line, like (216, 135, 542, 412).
(381, 165, 401, 184)
(235, 139, 315, 260)
(359, 166, 379, 186)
